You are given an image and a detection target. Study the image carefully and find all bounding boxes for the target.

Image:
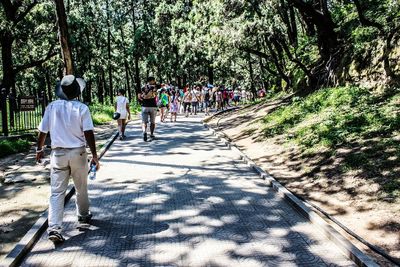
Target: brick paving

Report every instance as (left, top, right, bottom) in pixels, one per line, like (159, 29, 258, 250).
(21, 116, 356, 266)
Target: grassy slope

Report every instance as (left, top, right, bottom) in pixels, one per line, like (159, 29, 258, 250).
(261, 87, 400, 198)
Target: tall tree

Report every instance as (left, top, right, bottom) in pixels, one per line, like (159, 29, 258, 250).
(54, 0, 73, 75)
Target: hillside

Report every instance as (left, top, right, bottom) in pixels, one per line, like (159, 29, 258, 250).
(208, 86, 400, 264)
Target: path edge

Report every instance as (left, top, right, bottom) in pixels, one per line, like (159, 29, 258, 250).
(203, 113, 378, 267)
(1, 127, 121, 267)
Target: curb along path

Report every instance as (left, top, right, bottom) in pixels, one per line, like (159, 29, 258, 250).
(18, 116, 365, 266)
(0, 122, 124, 264)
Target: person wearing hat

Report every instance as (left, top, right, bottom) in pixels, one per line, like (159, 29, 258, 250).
(35, 75, 99, 243)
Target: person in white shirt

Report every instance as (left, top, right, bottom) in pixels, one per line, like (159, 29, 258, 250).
(115, 89, 131, 140)
(36, 75, 99, 244)
(241, 89, 247, 104)
(191, 87, 201, 115)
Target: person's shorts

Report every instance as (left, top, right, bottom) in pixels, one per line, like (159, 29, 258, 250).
(118, 111, 127, 120)
(141, 107, 157, 124)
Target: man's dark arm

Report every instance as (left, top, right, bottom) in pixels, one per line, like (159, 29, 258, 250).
(35, 132, 47, 162)
(84, 130, 100, 170)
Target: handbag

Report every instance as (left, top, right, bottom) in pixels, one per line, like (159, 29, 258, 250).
(113, 112, 121, 120)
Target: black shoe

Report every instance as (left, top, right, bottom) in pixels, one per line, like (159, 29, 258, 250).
(143, 132, 148, 142)
(150, 134, 155, 140)
(48, 231, 65, 244)
(78, 213, 92, 224)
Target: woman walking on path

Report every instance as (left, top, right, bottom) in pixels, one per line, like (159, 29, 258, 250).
(159, 88, 169, 122)
(204, 87, 211, 116)
(182, 89, 192, 117)
(216, 89, 223, 111)
(170, 90, 180, 122)
(115, 89, 131, 140)
(191, 87, 201, 115)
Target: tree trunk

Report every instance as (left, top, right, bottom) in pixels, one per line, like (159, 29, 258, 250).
(131, 1, 141, 97)
(247, 52, 257, 99)
(125, 62, 132, 101)
(0, 31, 16, 96)
(45, 69, 53, 102)
(98, 68, 105, 104)
(208, 65, 214, 85)
(54, 0, 74, 75)
(288, 0, 338, 60)
(264, 36, 291, 89)
(106, 0, 113, 103)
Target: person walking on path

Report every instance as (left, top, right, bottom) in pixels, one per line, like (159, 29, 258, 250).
(182, 88, 192, 117)
(233, 88, 240, 106)
(222, 89, 229, 109)
(139, 77, 158, 141)
(191, 86, 201, 115)
(241, 88, 247, 104)
(35, 75, 99, 244)
(115, 89, 131, 140)
(169, 90, 180, 122)
(158, 88, 169, 122)
(216, 89, 223, 111)
(204, 87, 211, 116)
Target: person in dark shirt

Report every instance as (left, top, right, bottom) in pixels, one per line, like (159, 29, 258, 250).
(138, 77, 158, 141)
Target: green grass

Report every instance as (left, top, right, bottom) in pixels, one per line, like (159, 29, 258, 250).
(263, 87, 399, 147)
(0, 138, 32, 158)
(90, 104, 115, 125)
(262, 86, 400, 197)
(90, 102, 142, 125)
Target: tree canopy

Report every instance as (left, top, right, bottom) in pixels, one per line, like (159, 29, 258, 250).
(1, 0, 399, 103)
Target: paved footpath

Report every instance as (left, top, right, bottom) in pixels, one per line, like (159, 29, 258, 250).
(21, 116, 356, 267)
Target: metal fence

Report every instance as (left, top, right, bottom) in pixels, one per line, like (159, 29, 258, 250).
(0, 88, 47, 136)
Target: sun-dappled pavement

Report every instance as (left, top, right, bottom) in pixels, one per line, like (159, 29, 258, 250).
(21, 116, 356, 267)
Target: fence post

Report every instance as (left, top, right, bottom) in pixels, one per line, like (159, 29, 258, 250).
(1, 88, 9, 136)
(40, 91, 46, 116)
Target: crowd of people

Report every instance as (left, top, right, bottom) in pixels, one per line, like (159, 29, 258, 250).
(35, 75, 262, 243)
(137, 81, 254, 121)
(115, 77, 258, 142)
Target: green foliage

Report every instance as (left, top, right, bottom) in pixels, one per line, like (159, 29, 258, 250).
(90, 104, 115, 125)
(263, 87, 400, 149)
(90, 103, 141, 125)
(262, 86, 400, 196)
(1, 0, 399, 103)
(0, 139, 32, 158)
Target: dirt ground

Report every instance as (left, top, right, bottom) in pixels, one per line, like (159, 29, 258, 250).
(208, 102, 400, 266)
(0, 122, 117, 259)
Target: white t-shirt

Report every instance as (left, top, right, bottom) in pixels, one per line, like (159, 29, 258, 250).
(38, 100, 94, 148)
(191, 90, 199, 102)
(116, 96, 129, 119)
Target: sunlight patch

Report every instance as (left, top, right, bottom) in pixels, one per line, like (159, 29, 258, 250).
(154, 209, 200, 221)
(133, 193, 169, 204)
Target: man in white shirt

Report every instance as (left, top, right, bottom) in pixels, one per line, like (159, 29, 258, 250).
(36, 75, 99, 243)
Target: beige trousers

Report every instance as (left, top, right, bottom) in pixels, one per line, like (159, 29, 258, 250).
(48, 147, 90, 233)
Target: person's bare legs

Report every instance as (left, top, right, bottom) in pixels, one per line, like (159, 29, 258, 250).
(117, 120, 123, 139)
(121, 119, 127, 137)
(150, 123, 155, 136)
(160, 107, 165, 122)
